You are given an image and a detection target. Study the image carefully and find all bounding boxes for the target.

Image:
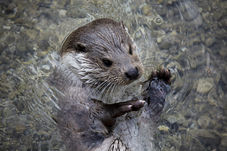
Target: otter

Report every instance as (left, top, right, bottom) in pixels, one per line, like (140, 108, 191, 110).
(49, 18, 171, 151)
(49, 18, 145, 151)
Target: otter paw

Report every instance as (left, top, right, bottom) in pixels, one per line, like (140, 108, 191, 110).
(142, 68, 172, 116)
(92, 99, 145, 128)
(150, 68, 171, 84)
(109, 99, 146, 118)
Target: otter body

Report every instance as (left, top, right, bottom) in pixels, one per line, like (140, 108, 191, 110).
(50, 18, 171, 151)
(50, 18, 145, 151)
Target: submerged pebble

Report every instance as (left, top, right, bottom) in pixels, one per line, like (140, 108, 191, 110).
(196, 78, 214, 93)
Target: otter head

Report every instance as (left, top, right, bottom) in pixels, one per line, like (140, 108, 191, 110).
(60, 18, 143, 90)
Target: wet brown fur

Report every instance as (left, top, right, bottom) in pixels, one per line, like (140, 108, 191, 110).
(61, 18, 143, 86)
(51, 18, 145, 151)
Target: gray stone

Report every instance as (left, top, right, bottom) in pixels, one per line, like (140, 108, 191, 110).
(219, 134, 227, 151)
(205, 37, 215, 47)
(190, 129, 221, 147)
(159, 39, 172, 49)
(42, 65, 51, 71)
(218, 47, 227, 57)
(208, 88, 219, 106)
(141, 5, 152, 16)
(196, 78, 214, 93)
(197, 115, 211, 129)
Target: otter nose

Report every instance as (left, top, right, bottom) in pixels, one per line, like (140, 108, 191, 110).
(125, 67, 139, 80)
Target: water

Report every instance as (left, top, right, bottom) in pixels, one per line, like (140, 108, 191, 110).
(0, 0, 226, 150)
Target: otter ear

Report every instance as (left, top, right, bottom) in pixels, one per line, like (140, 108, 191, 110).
(120, 21, 129, 33)
(74, 42, 87, 52)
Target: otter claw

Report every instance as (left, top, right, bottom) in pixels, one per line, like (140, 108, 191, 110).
(109, 99, 145, 118)
(127, 105, 133, 109)
(131, 100, 146, 111)
(139, 100, 146, 104)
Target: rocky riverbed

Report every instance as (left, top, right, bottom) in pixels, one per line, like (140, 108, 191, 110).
(0, 0, 226, 150)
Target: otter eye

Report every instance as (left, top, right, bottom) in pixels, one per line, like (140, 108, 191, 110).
(102, 58, 113, 67)
(129, 45, 133, 55)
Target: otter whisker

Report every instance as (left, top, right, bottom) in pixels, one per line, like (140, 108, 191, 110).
(94, 80, 108, 94)
(99, 81, 111, 97)
(89, 81, 101, 94)
(106, 82, 114, 95)
(105, 81, 115, 96)
(103, 81, 112, 94)
(110, 83, 117, 97)
(96, 81, 108, 93)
